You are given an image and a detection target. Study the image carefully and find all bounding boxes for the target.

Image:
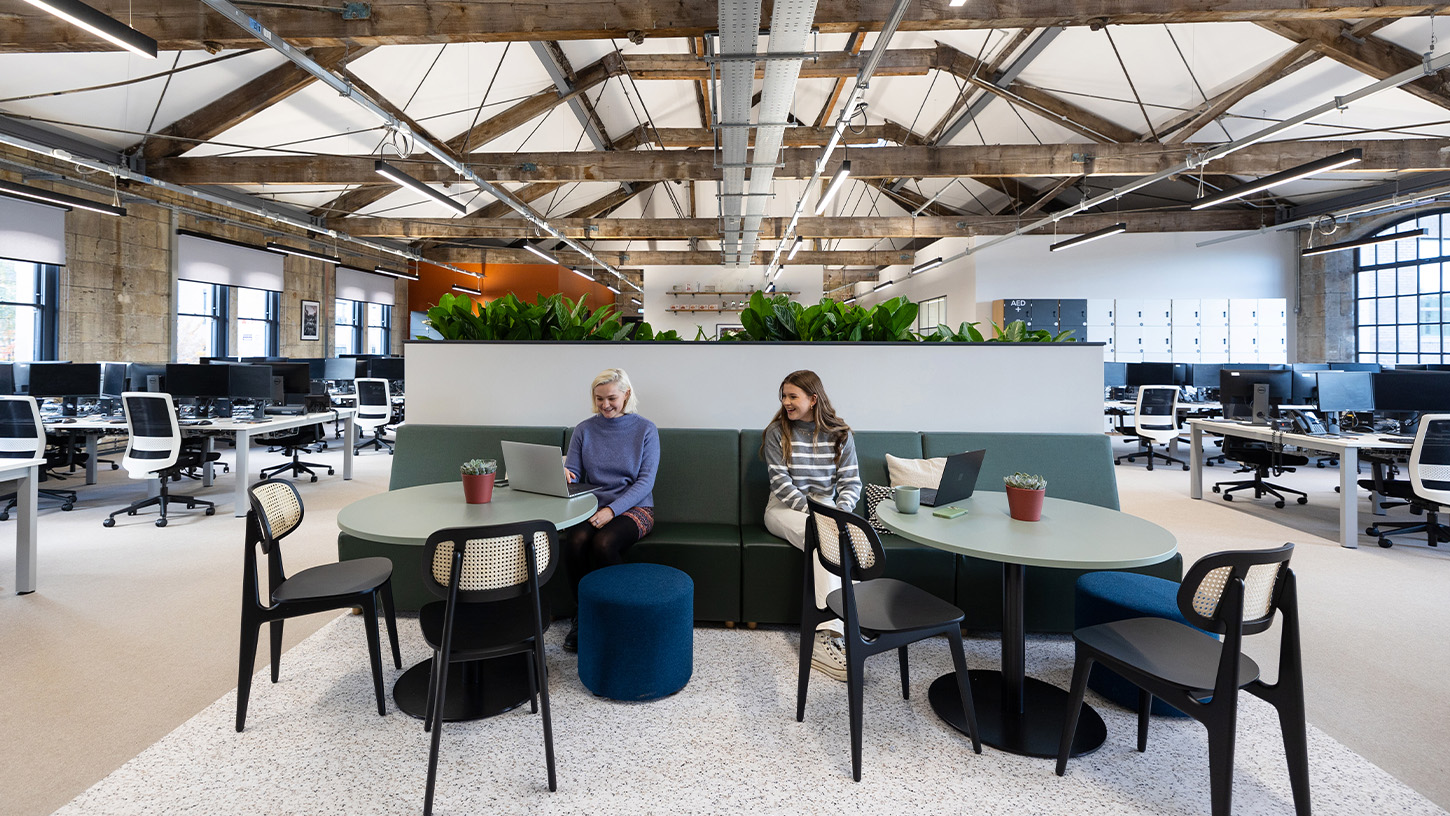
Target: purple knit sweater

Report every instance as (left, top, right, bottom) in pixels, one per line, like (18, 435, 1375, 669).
(563, 412, 660, 515)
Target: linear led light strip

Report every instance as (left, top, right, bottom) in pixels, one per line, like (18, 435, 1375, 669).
(1301, 227, 1427, 257)
(0, 176, 125, 216)
(1188, 149, 1362, 210)
(0, 130, 472, 277)
(198, 0, 641, 293)
(19, 0, 157, 58)
(1195, 184, 1450, 249)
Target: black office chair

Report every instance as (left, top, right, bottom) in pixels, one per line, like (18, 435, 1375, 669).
(0, 397, 77, 519)
(796, 499, 980, 782)
(421, 521, 558, 814)
(354, 377, 393, 454)
(104, 392, 217, 527)
(1365, 414, 1450, 548)
(1056, 543, 1309, 816)
(236, 478, 401, 732)
(259, 422, 333, 482)
(1211, 436, 1308, 508)
(1115, 385, 1189, 471)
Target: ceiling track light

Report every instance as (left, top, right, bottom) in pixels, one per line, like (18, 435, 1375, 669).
(373, 160, 468, 216)
(524, 243, 559, 265)
(1301, 227, 1427, 257)
(1048, 223, 1127, 252)
(1189, 148, 1363, 211)
(265, 242, 341, 264)
(630, 298, 642, 306)
(20, 0, 157, 58)
(911, 257, 943, 275)
(787, 236, 804, 260)
(606, 284, 620, 294)
(844, 296, 857, 304)
(569, 267, 594, 282)
(372, 265, 419, 281)
(873, 279, 895, 292)
(0, 177, 126, 216)
(451, 284, 482, 295)
(813, 160, 852, 215)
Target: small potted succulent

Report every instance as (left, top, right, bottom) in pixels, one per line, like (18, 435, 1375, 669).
(460, 458, 499, 504)
(1003, 472, 1047, 522)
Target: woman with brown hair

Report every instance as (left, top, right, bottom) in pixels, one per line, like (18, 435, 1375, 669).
(761, 369, 861, 681)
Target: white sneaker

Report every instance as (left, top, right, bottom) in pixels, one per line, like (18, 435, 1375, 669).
(811, 631, 848, 682)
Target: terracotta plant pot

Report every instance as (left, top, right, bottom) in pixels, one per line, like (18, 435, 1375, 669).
(461, 472, 496, 504)
(1005, 486, 1045, 522)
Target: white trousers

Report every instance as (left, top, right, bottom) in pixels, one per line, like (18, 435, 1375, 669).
(764, 495, 842, 635)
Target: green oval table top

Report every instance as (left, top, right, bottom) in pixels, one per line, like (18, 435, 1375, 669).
(337, 482, 597, 546)
(876, 492, 1176, 570)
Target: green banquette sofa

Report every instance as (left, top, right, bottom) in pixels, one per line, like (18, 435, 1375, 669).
(338, 424, 1182, 633)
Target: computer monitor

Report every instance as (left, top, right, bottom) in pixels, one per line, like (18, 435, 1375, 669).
(1125, 362, 1186, 388)
(0, 363, 13, 396)
(241, 356, 287, 363)
(290, 357, 328, 379)
(1371, 370, 1450, 413)
(165, 364, 231, 399)
(1315, 371, 1375, 414)
(1289, 363, 1330, 405)
(270, 362, 313, 404)
(29, 362, 102, 416)
(200, 356, 240, 364)
(99, 362, 127, 399)
(12, 362, 28, 394)
(228, 365, 273, 418)
(1186, 363, 1222, 391)
(1223, 362, 1287, 370)
(367, 357, 404, 382)
(324, 357, 363, 381)
(1103, 362, 1127, 389)
(126, 363, 166, 393)
(1396, 364, 1429, 371)
(1328, 362, 1381, 372)
(1220, 369, 1292, 421)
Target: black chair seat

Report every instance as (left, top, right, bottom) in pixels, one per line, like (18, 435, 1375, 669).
(1076, 617, 1259, 692)
(272, 556, 395, 603)
(1366, 478, 1417, 501)
(419, 594, 553, 654)
(825, 578, 964, 634)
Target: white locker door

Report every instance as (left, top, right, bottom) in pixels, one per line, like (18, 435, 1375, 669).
(1142, 299, 1173, 327)
(1229, 323, 1259, 355)
(1086, 299, 1115, 326)
(1172, 299, 1202, 326)
(1143, 326, 1172, 361)
(1172, 325, 1201, 360)
(1258, 298, 1288, 326)
(1201, 298, 1230, 324)
(1229, 299, 1259, 327)
(1115, 348, 1143, 363)
(1116, 299, 1146, 326)
(1201, 325, 1229, 356)
(1200, 351, 1230, 364)
(1116, 325, 1144, 359)
(1258, 324, 1288, 363)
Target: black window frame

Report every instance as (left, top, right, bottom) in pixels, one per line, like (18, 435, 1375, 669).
(1353, 211, 1450, 364)
(0, 260, 59, 361)
(234, 286, 280, 357)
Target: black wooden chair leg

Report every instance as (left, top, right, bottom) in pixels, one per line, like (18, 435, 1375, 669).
(380, 582, 402, 669)
(1137, 689, 1152, 752)
(236, 623, 259, 732)
(847, 650, 865, 782)
(269, 619, 284, 683)
(361, 594, 386, 716)
(1056, 652, 1093, 776)
(897, 645, 910, 700)
(537, 643, 557, 792)
(1207, 724, 1238, 816)
(946, 631, 980, 753)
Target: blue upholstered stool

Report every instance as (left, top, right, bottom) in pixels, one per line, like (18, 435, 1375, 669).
(1075, 571, 1192, 717)
(577, 563, 694, 701)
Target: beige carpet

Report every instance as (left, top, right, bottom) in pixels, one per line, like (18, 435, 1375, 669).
(1, 434, 1447, 815)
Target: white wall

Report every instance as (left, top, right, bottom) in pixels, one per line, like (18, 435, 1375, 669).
(405, 340, 1105, 433)
(856, 236, 977, 331)
(642, 265, 825, 338)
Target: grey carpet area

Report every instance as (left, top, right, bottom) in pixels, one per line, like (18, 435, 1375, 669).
(52, 615, 1444, 816)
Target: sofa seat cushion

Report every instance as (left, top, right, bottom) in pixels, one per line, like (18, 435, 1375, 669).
(624, 522, 740, 622)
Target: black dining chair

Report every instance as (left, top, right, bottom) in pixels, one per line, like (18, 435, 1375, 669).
(796, 499, 980, 781)
(1055, 542, 1309, 816)
(236, 478, 402, 732)
(421, 520, 559, 814)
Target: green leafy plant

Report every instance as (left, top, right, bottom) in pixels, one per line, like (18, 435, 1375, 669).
(460, 458, 498, 476)
(1003, 472, 1047, 491)
(420, 292, 675, 342)
(734, 292, 920, 342)
(919, 322, 985, 343)
(986, 319, 1076, 343)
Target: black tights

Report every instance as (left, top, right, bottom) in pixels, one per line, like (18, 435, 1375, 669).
(561, 515, 645, 599)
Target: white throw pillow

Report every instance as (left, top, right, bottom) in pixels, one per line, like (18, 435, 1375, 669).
(885, 453, 947, 489)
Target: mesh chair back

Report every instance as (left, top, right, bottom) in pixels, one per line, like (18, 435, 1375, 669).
(355, 378, 390, 431)
(0, 396, 44, 460)
(247, 479, 305, 552)
(422, 521, 557, 604)
(807, 499, 885, 580)
(1410, 414, 1450, 504)
(121, 392, 181, 477)
(1135, 385, 1180, 441)
(1177, 542, 1293, 636)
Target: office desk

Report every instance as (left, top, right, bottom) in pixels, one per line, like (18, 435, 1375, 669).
(878, 495, 1177, 758)
(0, 456, 46, 594)
(338, 482, 596, 721)
(1187, 419, 1411, 549)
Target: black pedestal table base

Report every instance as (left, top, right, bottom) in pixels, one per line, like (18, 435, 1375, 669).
(929, 670, 1106, 758)
(393, 653, 532, 722)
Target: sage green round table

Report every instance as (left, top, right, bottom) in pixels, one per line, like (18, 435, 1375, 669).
(337, 482, 597, 722)
(877, 492, 1177, 759)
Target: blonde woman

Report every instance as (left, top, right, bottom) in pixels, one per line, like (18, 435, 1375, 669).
(560, 368, 660, 651)
(762, 370, 861, 681)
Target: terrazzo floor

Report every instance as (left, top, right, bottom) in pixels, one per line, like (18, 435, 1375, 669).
(51, 614, 1445, 816)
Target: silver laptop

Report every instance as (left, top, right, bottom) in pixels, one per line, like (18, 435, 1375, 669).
(920, 449, 988, 507)
(500, 440, 604, 498)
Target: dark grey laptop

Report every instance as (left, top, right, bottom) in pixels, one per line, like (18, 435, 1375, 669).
(920, 449, 988, 507)
(500, 440, 603, 498)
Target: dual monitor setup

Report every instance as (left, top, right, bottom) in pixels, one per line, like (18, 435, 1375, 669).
(1, 355, 404, 419)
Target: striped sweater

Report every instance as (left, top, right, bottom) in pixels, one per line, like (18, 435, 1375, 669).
(763, 421, 862, 512)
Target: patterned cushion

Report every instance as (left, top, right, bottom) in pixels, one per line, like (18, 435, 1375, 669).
(862, 484, 894, 536)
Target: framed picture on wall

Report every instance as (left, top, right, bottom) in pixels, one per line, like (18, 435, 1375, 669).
(300, 299, 320, 341)
(716, 324, 745, 340)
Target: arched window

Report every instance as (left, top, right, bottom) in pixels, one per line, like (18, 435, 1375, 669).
(1354, 212, 1450, 363)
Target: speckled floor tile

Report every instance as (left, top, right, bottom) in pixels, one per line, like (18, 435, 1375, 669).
(51, 615, 1445, 816)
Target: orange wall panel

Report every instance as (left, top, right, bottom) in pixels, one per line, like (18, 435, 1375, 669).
(410, 261, 618, 314)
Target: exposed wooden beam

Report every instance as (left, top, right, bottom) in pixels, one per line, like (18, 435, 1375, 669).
(869, 181, 969, 218)
(155, 138, 1450, 184)
(309, 186, 392, 219)
(428, 247, 919, 267)
(613, 124, 915, 150)
(538, 40, 616, 150)
(1017, 175, 1080, 217)
(447, 51, 625, 154)
(562, 182, 657, 219)
(1258, 19, 1450, 111)
(815, 30, 867, 128)
(138, 46, 370, 163)
(689, 37, 711, 129)
(1158, 43, 1321, 144)
(337, 210, 1265, 240)
(926, 28, 1035, 143)
(2, 1, 1439, 52)
(474, 182, 564, 219)
(335, 61, 451, 154)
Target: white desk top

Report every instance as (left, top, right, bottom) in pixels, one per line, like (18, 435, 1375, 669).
(1189, 418, 1412, 452)
(337, 483, 597, 546)
(876, 492, 1177, 570)
(0, 457, 46, 478)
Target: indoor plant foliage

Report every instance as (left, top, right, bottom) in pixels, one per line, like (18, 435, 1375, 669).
(460, 458, 499, 504)
(460, 458, 498, 476)
(732, 291, 920, 341)
(422, 292, 681, 342)
(1003, 471, 1047, 522)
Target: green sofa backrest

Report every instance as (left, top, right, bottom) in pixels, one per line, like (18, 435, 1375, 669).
(390, 424, 567, 491)
(921, 432, 1120, 510)
(740, 430, 771, 526)
(653, 428, 740, 525)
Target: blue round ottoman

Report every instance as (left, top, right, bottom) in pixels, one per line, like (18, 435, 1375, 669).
(1075, 572, 1195, 717)
(577, 563, 694, 701)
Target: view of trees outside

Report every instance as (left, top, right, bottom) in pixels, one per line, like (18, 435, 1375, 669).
(0, 260, 41, 362)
